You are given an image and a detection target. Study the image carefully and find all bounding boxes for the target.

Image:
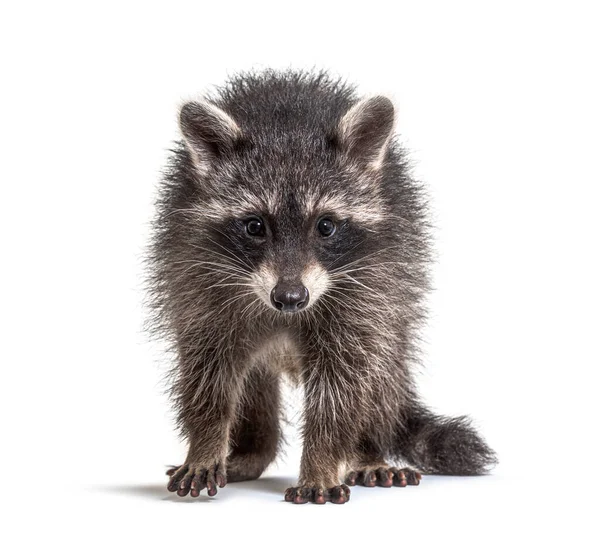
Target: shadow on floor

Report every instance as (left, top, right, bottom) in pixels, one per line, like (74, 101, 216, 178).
(94, 475, 296, 503)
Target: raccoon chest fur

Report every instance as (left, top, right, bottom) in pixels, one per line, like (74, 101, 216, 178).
(251, 330, 302, 382)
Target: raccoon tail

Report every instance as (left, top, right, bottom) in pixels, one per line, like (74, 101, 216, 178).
(395, 404, 497, 475)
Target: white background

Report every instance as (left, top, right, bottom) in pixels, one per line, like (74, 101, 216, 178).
(2, 1, 599, 531)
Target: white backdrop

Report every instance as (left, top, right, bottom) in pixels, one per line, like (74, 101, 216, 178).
(2, 1, 598, 531)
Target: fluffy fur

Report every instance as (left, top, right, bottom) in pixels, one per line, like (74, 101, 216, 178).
(147, 69, 496, 504)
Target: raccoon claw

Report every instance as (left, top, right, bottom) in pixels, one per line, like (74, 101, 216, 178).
(166, 463, 226, 497)
(284, 484, 351, 504)
(345, 467, 420, 488)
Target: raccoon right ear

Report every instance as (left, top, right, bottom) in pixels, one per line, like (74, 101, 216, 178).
(337, 96, 395, 169)
(179, 100, 242, 172)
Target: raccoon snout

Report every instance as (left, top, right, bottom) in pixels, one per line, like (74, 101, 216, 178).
(270, 282, 309, 313)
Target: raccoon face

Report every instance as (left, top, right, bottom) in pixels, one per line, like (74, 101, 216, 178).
(246, 215, 335, 313)
(242, 213, 355, 313)
(179, 95, 395, 313)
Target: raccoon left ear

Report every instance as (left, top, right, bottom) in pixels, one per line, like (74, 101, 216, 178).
(337, 96, 395, 168)
(179, 100, 242, 173)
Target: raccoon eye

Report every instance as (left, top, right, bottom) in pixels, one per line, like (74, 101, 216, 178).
(317, 217, 336, 237)
(245, 217, 264, 237)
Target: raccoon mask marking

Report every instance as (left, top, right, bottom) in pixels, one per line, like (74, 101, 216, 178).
(149, 70, 496, 505)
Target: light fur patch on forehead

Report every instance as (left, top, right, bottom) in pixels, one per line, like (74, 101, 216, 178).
(303, 189, 386, 225)
(196, 190, 277, 221)
(191, 183, 384, 225)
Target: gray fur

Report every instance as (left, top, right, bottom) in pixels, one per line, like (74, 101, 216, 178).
(147, 69, 496, 504)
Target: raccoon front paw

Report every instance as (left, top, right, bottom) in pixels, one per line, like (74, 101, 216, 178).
(284, 484, 351, 504)
(166, 463, 226, 497)
(345, 467, 421, 488)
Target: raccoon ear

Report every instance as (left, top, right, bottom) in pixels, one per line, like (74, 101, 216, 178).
(337, 96, 395, 168)
(179, 100, 242, 172)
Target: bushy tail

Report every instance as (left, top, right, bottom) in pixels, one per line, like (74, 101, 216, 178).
(396, 406, 497, 475)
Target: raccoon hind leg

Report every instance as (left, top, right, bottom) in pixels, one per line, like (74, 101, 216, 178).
(226, 365, 282, 482)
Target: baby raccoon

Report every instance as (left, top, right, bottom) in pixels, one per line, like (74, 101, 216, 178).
(148, 69, 496, 504)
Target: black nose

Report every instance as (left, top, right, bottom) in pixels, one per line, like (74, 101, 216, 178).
(270, 282, 309, 312)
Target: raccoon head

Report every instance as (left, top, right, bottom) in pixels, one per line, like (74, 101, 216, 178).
(178, 93, 395, 314)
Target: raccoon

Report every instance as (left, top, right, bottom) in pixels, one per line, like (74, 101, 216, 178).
(148, 69, 496, 504)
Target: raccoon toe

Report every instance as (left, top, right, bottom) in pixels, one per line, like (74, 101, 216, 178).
(284, 484, 351, 504)
(346, 468, 392, 487)
(166, 463, 226, 497)
(392, 467, 421, 487)
(345, 466, 420, 488)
